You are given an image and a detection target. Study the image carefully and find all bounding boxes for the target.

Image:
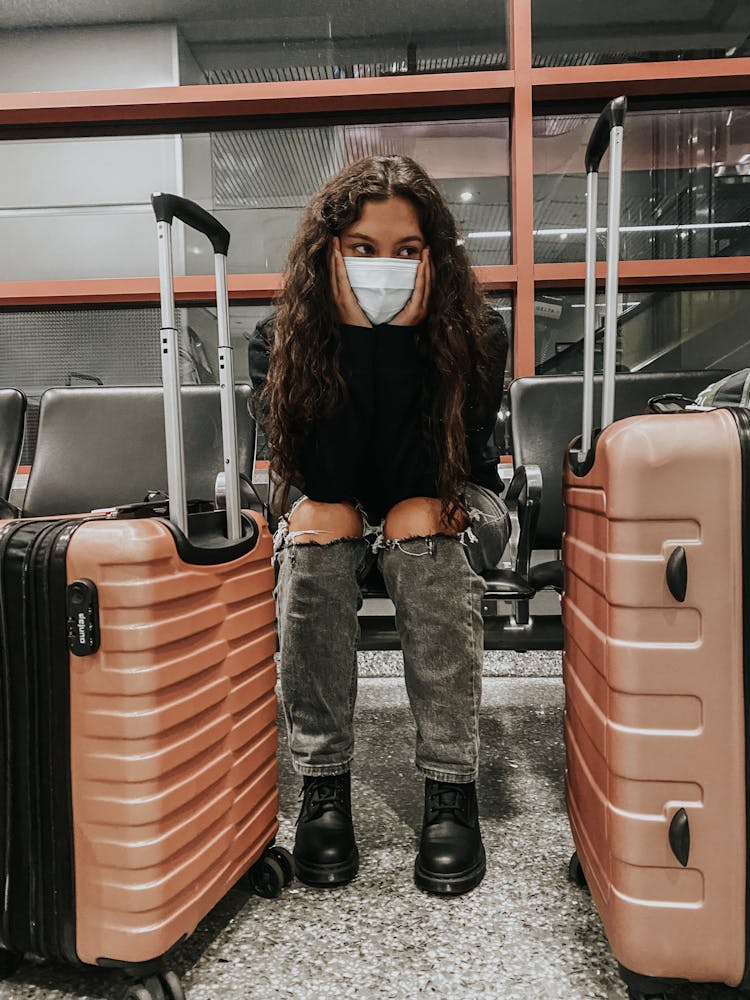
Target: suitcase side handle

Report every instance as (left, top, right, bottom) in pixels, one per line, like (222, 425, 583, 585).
(151, 193, 230, 256)
(666, 546, 688, 602)
(585, 96, 627, 175)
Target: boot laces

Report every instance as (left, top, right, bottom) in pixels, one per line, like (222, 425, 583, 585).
(426, 783, 472, 827)
(298, 778, 349, 823)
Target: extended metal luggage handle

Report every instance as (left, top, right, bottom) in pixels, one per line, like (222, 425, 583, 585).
(584, 96, 627, 175)
(579, 96, 627, 463)
(150, 193, 243, 541)
(151, 192, 230, 255)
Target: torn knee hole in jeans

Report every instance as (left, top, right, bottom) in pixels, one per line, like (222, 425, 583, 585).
(286, 528, 336, 544)
(379, 532, 456, 557)
(280, 530, 366, 547)
(272, 529, 368, 570)
(380, 506, 508, 557)
(273, 495, 374, 552)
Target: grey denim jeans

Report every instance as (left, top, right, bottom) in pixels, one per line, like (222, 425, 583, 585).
(273, 482, 510, 782)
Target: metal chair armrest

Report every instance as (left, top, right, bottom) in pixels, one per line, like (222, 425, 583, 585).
(215, 471, 269, 520)
(505, 464, 542, 580)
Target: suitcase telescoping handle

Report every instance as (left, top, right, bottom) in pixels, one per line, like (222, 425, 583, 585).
(151, 192, 243, 541)
(579, 96, 627, 463)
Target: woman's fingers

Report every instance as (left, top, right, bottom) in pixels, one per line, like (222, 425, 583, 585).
(420, 248, 433, 316)
(334, 243, 432, 327)
(392, 248, 431, 325)
(328, 237, 340, 300)
(331, 238, 371, 327)
(407, 249, 431, 322)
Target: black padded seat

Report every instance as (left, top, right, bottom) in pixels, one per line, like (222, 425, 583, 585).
(528, 559, 563, 593)
(482, 567, 535, 601)
(509, 370, 731, 590)
(0, 389, 26, 502)
(23, 385, 256, 517)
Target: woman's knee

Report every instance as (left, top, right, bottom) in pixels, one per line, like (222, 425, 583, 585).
(383, 497, 468, 541)
(287, 498, 364, 543)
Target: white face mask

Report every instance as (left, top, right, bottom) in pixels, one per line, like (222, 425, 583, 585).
(343, 257, 419, 326)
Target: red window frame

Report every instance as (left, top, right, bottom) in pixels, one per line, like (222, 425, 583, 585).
(1, 0, 750, 376)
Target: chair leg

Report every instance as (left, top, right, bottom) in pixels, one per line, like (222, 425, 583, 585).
(511, 599, 531, 627)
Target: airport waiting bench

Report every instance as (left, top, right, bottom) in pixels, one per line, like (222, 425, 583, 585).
(0, 389, 26, 503)
(5, 373, 728, 653)
(14, 385, 258, 518)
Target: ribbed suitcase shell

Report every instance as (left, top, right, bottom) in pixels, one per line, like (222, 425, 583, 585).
(562, 407, 748, 988)
(68, 511, 278, 966)
(0, 508, 278, 969)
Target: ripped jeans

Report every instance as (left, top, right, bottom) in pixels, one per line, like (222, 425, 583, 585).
(273, 483, 510, 783)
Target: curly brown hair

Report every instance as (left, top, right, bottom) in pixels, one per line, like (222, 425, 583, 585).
(262, 154, 495, 519)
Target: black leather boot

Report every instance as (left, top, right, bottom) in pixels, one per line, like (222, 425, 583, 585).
(293, 772, 359, 887)
(414, 778, 486, 895)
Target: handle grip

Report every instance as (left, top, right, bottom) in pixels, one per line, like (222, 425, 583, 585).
(666, 546, 688, 602)
(585, 96, 627, 174)
(65, 371, 103, 387)
(150, 192, 230, 256)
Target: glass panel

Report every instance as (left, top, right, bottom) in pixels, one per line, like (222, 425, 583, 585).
(0, 135, 181, 282)
(489, 295, 513, 457)
(0, 302, 271, 467)
(0, 118, 509, 281)
(0, 1, 506, 93)
(1, 305, 156, 467)
(533, 106, 750, 263)
(204, 120, 510, 272)
(532, 0, 750, 66)
(227, 296, 512, 386)
(489, 294, 514, 385)
(534, 287, 750, 375)
(1, 295, 511, 469)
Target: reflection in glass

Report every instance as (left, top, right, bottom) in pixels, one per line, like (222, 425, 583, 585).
(534, 287, 750, 375)
(0, 291, 512, 466)
(220, 297, 513, 386)
(532, 1, 750, 66)
(204, 119, 510, 272)
(0, 1, 506, 94)
(532, 107, 750, 263)
(0, 302, 274, 466)
(0, 306, 163, 466)
(0, 118, 509, 281)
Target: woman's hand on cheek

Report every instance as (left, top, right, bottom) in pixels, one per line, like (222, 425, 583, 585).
(329, 237, 372, 328)
(390, 247, 432, 327)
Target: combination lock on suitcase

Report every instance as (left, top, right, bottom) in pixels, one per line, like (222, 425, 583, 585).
(0, 195, 292, 1000)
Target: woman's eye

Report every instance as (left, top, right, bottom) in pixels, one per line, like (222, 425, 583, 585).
(398, 246, 420, 257)
(352, 243, 374, 255)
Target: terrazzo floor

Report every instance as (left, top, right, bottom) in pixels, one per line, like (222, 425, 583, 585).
(0, 668, 743, 1000)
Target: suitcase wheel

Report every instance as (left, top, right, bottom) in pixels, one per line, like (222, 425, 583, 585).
(267, 845, 295, 888)
(0, 948, 22, 979)
(244, 853, 286, 899)
(567, 851, 588, 891)
(123, 971, 185, 1000)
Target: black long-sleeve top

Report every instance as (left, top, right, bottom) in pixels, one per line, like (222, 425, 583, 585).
(247, 312, 508, 520)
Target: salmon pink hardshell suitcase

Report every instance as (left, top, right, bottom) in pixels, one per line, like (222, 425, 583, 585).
(0, 196, 285, 998)
(562, 100, 750, 997)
